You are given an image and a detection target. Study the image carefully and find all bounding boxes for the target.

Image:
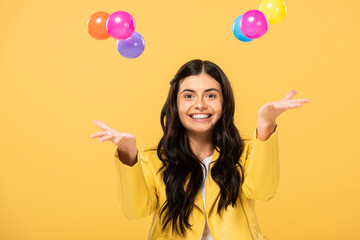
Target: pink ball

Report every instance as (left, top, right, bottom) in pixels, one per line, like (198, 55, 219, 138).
(106, 11, 135, 40)
(239, 10, 269, 39)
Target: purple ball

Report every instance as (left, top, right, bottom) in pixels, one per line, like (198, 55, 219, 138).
(239, 10, 269, 39)
(116, 32, 145, 59)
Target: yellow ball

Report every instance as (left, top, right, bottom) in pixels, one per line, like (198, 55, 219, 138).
(259, 0, 287, 24)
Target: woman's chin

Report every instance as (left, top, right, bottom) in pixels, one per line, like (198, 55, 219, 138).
(186, 128, 214, 137)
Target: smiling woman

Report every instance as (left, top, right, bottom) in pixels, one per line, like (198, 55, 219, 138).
(90, 59, 309, 240)
(156, 60, 249, 238)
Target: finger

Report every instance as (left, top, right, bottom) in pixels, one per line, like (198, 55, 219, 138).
(283, 102, 304, 108)
(90, 131, 107, 139)
(99, 132, 114, 143)
(283, 90, 298, 100)
(290, 98, 310, 103)
(92, 120, 111, 131)
(273, 102, 291, 109)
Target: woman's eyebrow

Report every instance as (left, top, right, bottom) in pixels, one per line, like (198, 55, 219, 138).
(204, 88, 220, 93)
(181, 89, 195, 94)
(180, 88, 220, 94)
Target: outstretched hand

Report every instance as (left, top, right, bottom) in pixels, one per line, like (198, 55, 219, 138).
(90, 120, 138, 166)
(258, 90, 310, 125)
(256, 90, 310, 141)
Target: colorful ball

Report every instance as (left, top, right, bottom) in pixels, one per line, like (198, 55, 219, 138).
(232, 15, 253, 42)
(106, 11, 135, 40)
(239, 10, 269, 39)
(117, 32, 145, 59)
(87, 12, 110, 40)
(259, 0, 287, 24)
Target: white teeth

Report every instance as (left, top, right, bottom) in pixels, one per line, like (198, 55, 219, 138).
(191, 114, 210, 119)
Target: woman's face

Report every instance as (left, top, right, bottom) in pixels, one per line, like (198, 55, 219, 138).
(177, 72, 223, 137)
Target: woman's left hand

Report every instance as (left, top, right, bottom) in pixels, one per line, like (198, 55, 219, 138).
(258, 90, 310, 126)
(256, 90, 310, 141)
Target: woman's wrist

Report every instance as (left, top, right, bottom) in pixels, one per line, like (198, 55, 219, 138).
(256, 120, 277, 141)
(118, 148, 138, 166)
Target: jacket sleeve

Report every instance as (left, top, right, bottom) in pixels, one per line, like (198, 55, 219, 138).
(241, 125, 280, 201)
(114, 148, 158, 220)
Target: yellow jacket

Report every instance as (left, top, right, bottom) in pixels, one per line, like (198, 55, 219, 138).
(114, 126, 279, 240)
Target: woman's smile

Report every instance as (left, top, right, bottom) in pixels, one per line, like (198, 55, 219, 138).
(189, 113, 213, 121)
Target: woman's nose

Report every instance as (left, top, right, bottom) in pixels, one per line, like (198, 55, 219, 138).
(195, 97, 207, 110)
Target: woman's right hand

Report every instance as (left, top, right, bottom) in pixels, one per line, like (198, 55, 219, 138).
(90, 120, 138, 166)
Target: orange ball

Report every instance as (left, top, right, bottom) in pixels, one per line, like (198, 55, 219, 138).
(87, 12, 110, 40)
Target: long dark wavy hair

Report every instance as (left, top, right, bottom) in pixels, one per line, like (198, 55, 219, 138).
(156, 59, 245, 237)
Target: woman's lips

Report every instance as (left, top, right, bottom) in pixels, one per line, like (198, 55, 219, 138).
(189, 114, 212, 121)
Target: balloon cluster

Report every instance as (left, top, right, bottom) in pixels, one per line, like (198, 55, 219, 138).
(232, 0, 287, 42)
(87, 11, 145, 59)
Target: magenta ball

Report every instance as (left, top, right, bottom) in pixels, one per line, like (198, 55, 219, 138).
(239, 10, 269, 39)
(106, 11, 135, 40)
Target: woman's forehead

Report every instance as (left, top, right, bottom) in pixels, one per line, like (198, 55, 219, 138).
(179, 73, 221, 91)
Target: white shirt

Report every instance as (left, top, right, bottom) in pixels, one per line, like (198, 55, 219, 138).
(200, 155, 213, 240)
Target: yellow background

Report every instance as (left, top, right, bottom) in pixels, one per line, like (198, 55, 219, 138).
(1, 0, 359, 239)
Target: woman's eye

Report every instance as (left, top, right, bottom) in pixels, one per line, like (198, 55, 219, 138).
(207, 94, 216, 98)
(184, 94, 194, 99)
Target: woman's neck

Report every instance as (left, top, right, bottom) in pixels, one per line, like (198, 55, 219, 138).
(187, 131, 214, 161)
